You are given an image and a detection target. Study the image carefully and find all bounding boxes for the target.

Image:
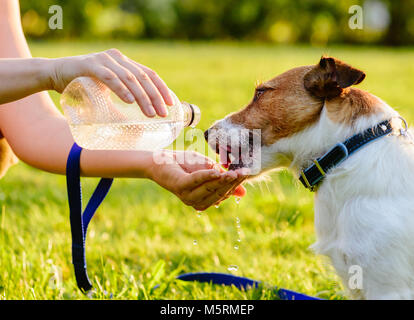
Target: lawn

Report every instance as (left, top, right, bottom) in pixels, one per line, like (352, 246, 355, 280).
(1, 41, 414, 300)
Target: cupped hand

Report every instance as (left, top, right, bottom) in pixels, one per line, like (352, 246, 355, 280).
(48, 48, 172, 117)
(149, 150, 247, 211)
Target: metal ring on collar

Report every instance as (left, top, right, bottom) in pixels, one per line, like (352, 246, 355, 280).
(397, 116, 408, 136)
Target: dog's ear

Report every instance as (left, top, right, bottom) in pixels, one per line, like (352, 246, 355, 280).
(304, 56, 366, 99)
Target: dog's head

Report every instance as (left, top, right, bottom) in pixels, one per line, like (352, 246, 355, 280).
(205, 56, 387, 176)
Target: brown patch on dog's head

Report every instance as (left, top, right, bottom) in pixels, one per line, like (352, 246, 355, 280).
(304, 56, 381, 124)
(325, 88, 382, 124)
(221, 56, 378, 147)
(304, 56, 366, 99)
(227, 65, 324, 146)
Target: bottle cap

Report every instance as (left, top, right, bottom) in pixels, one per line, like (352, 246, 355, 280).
(187, 103, 201, 127)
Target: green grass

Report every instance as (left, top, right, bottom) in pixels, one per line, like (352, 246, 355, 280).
(1, 41, 414, 300)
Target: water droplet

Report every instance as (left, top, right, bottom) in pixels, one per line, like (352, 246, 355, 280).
(215, 205, 219, 209)
(196, 210, 202, 218)
(235, 197, 241, 204)
(237, 238, 241, 242)
(236, 217, 240, 223)
(234, 245, 239, 250)
(227, 265, 238, 272)
(236, 224, 241, 229)
(193, 240, 198, 245)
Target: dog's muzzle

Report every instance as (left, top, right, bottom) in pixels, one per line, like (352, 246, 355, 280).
(205, 125, 261, 172)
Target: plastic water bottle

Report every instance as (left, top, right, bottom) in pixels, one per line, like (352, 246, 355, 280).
(60, 76, 201, 150)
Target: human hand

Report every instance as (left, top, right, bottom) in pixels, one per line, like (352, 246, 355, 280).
(48, 48, 172, 117)
(149, 150, 247, 211)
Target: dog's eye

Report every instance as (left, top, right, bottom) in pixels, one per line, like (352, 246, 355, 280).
(254, 89, 266, 101)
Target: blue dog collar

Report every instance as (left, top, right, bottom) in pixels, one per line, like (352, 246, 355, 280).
(299, 119, 394, 191)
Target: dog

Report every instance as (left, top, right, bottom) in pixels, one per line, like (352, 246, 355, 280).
(205, 56, 414, 300)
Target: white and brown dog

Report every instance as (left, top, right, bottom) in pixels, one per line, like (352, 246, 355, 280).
(205, 56, 414, 300)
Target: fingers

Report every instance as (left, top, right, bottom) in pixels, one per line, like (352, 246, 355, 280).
(211, 185, 245, 208)
(205, 175, 246, 204)
(188, 170, 247, 211)
(181, 169, 221, 190)
(106, 50, 168, 117)
(180, 166, 249, 207)
(90, 65, 135, 105)
(175, 151, 218, 173)
(133, 61, 173, 106)
(188, 171, 238, 202)
(85, 49, 170, 118)
(227, 168, 249, 197)
(97, 51, 157, 117)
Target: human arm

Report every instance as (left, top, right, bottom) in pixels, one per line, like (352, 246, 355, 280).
(0, 0, 246, 211)
(1, 1, 171, 117)
(0, 90, 245, 210)
(0, 50, 173, 117)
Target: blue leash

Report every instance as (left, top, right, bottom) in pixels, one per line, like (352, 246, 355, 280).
(66, 143, 113, 292)
(66, 142, 321, 299)
(175, 272, 320, 300)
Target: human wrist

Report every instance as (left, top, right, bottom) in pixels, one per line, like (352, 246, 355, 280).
(143, 150, 175, 184)
(32, 58, 55, 91)
(144, 155, 162, 182)
(132, 150, 160, 180)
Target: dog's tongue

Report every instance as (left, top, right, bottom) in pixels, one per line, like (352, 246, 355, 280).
(219, 146, 229, 168)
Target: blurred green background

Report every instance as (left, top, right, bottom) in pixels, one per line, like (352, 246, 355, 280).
(1, 1, 414, 300)
(21, 0, 414, 46)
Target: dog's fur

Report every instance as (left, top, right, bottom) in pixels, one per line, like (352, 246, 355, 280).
(206, 56, 414, 299)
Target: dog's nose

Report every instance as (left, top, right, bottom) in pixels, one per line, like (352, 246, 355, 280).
(204, 129, 209, 142)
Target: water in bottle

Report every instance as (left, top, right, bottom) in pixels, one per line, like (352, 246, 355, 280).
(60, 77, 200, 150)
